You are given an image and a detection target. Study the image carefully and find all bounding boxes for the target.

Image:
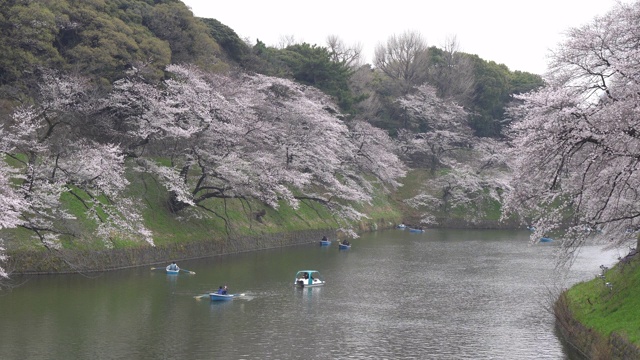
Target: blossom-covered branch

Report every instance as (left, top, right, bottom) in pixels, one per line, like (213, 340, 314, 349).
(505, 1, 640, 253)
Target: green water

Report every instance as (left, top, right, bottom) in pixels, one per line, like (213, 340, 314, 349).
(0, 229, 619, 359)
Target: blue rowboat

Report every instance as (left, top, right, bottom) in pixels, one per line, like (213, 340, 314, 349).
(408, 228, 425, 233)
(294, 270, 325, 287)
(320, 240, 331, 246)
(209, 293, 245, 301)
(209, 293, 235, 301)
(539, 237, 553, 243)
(338, 243, 351, 250)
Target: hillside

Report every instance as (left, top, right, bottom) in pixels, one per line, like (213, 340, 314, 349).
(0, 0, 223, 89)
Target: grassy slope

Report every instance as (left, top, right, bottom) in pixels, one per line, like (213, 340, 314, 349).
(391, 168, 504, 226)
(4, 166, 512, 252)
(135, 171, 404, 246)
(565, 256, 640, 345)
(4, 169, 404, 252)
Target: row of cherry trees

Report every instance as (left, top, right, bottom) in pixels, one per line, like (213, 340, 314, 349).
(391, 0, 640, 251)
(505, 1, 640, 258)
(102, 65, 405, 222)
(396, 84, 511, 226)
(0, 65, 405, 279)
(0, 71, 154, 279)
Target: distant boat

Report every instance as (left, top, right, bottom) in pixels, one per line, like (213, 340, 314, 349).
(338, 243, 351, 250)
(408, 228, 425, 233)
(397, 224, 406, 229)
(539, 237, 553, 243)
(320, 239, 331, 246)
(166, 265, 180, 274)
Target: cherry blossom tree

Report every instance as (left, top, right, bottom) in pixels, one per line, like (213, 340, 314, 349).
(0, 134, 25, 279)
(396, 84, 473, 170)
(0, 71, 153, 260)
(104, 65, 405, 235)
(405, 137, 511, 226)
(347, 120, 406, 189)
(246, 76, 406, 235)
(396, 83, 511, 226)
(504, 1, 640, 256)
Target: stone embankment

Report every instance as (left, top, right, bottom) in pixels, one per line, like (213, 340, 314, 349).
(554, 292, 640, 359)
(9, 229, 334, 274)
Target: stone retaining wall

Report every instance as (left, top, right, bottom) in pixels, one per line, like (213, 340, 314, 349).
(8, 229, 334, 274)
(554, 291, 640, 359)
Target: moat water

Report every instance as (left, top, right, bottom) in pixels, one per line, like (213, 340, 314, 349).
(0, 229, 620, 359)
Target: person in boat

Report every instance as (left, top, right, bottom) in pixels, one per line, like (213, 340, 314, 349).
(167, 262, 179, 271)
(321, 235, 328, 241)
(342, 239, 350, 246)
(216, 285, 228, 295)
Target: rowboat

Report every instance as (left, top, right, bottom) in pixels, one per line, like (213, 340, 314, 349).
(397, 224, 406, 229)
(338, 243, 351, 250)
(209, 293, 236, 301)
(294, 270, 325, 287)
(408, 228, 425, 233)
(166, 265, 180, 274)
(320, 240, 331, 246)
(539, 237, 553, 243)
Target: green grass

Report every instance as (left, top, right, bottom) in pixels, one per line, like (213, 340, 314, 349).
(4, 168, 401, 252)
(131, 171, 347, 246)
(3, 163, 504, 253)
(390, 168, 506, 226)
(566, 256, 640, 344)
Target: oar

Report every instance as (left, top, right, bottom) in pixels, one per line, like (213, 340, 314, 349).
(150, 267, 165, 271)
(180, 268, 196, 275)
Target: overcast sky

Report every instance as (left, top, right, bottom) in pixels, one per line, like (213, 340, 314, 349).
(182, 0, 625, 75)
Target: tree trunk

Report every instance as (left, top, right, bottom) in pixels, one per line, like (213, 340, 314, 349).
(167, 192, 190, 213)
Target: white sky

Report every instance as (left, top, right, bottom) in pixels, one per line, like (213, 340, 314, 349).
(181, 0, 625, 75)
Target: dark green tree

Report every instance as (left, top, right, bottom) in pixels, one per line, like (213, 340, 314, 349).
(467, 57, 511, 137)
(199, 18, 250, 64)
(142, 2, 223, 71)
(509, 70, 544, 95)
(0, 1, 64, 89)
(277, 43, 355, 111)
(464, 56, 542, 137)
(0, 0, 178, 88)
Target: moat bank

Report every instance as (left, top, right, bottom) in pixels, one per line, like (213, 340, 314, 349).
(5, 216, 516, 275)
(7, 229, 335, 274)
(554, 253, 640, 360)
